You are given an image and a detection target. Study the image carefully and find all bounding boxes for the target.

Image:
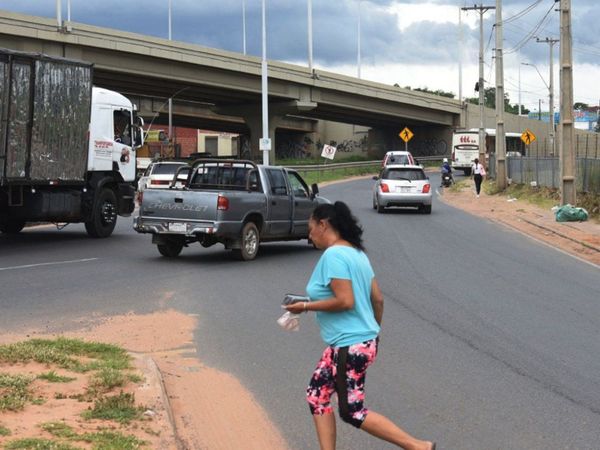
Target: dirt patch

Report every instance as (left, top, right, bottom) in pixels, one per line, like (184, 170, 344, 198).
(440, 179, 600, 267)
(0, 310, 289, 450)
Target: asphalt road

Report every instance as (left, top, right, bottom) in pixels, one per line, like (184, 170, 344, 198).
(1, 174, 599, 449)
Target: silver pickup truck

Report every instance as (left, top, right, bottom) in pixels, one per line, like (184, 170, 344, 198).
(133, 159, 330, 260)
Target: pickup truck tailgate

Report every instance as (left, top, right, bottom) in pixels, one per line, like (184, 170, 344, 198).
(140, 189, 219, 220)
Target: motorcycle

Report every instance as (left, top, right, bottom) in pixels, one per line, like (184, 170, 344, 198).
(441, 172, 453, 187)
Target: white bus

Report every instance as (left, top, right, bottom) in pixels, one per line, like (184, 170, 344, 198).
(451, 128, 524, 175)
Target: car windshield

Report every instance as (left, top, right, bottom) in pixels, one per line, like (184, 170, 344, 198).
(151, 163, 186, 175)
(382, 168, 426, 181)
(387, 154, 410, 164)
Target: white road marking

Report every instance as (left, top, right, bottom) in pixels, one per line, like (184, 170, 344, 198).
(0, 258, 98, 272)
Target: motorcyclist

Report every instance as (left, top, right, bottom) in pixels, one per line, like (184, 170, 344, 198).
(440, 158, 453, 186)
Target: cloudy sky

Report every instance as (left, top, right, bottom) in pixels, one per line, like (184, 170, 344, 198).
(2, 1, 599, 114)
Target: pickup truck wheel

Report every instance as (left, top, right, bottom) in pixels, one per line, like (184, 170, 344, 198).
(233, 222, 259, 261)
(0, 220, 26, 234)
(157, 240, 184, 257)
(85, 188, 118, 238)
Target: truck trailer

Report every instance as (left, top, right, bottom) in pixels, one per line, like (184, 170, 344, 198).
(0, 48, 143, 237)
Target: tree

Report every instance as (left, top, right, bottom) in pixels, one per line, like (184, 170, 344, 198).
(398, 85, 455, 98)
(573, 102, 589, 110)
(467, 87, 529, 115)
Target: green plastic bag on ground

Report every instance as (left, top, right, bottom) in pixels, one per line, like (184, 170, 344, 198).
(554, 204, 589, 222)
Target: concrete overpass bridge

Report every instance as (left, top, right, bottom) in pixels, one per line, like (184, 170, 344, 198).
(0, 10, 463, 161)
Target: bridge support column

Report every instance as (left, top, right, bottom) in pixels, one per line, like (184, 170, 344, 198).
(242, 113, 283, 165)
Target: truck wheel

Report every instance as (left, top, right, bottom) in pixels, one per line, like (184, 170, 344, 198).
(157, 239, 184, 257)
(233, 222, 259, 261)
(0, 220, 26, 234)
(85, 188, 118, 238)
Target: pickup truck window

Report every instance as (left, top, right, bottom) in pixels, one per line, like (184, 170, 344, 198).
(287, 172, 310, 198)
(189, 165, 256, 191)
(266, 169, 288, 196)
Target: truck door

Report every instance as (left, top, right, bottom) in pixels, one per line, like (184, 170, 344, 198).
(265, 168, 292, 236)
(286, 171, 314, 237)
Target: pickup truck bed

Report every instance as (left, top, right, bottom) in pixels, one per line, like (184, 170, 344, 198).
(134, 159, 330, 260)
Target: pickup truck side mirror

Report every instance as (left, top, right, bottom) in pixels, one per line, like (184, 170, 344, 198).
(246, 170, 259, 192)
(372, 175, 378, 180)
(311, 183, 319, 199)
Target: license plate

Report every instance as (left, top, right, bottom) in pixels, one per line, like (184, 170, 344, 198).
(398, 187, 412, 193)
(168, 222, 187, 233)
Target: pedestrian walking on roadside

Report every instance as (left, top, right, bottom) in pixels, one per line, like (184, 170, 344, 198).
(284, 201, 436, 450)
(471, 158, 486, 198)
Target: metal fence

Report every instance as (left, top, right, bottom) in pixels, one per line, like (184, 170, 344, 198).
(489, 156, 600, 194)
(525, 133, 600, 158)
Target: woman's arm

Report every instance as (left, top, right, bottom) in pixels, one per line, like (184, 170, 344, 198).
(285, 278, 354, 314)
(370, 278, 384, 325)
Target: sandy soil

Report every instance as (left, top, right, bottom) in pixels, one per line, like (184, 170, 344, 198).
(439, 178, 600, 267)
(0, 310, 289, 450)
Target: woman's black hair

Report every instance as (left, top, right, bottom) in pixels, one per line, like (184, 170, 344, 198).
(311, 201, 365, 251)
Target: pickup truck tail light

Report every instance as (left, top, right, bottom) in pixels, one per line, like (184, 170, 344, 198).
(217, 195, 229, 211)
(380, 183, 390, 193)
(422, 184, 431, 193)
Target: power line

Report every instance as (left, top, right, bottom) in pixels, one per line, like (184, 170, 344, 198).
(501, 0, 544, 26)
(505, 2, 556, 54)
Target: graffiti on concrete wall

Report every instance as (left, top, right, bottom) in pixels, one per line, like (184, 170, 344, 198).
(276, 135, 314, 159)
(408, 138, 448, 156)
(328, 136, 368, 153)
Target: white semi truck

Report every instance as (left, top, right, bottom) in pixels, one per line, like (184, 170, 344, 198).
(0, 48, 143, 237)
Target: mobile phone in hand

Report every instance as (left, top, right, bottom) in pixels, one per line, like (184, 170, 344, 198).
(282, 293, 309, 306)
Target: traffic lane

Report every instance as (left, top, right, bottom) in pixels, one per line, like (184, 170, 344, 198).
(326, 178, 600, 447)
(174, 180, 600, 448)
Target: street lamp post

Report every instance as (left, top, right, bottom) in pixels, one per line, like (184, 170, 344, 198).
(261, 0, 270, 165)
(308, 0, 313, 72)
(242, 0, 247, 55)
(357, 0, 361, 79)
(56, 0, 61, 28)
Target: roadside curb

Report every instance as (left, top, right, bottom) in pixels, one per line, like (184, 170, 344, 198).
(129, 352, 185, 450)
(516, 216, 600, 253)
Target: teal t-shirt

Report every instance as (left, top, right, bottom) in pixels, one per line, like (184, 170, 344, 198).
(306, 245, 380, 347)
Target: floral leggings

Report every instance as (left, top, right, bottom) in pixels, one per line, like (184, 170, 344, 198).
(306, 337, 379, 428)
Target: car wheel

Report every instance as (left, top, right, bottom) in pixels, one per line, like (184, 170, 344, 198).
(0, 220, 26, 234)
(419, 205, 432, 214)
(157, 236, 184, 257)
(233, 222, 259, 261)
(376, 198, 385, 214)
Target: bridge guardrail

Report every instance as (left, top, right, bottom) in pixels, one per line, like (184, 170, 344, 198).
(282, 156, 446, 175)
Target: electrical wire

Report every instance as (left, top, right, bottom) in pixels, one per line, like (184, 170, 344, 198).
(505, 2, 556, 54)
(501, 0, 544, 26)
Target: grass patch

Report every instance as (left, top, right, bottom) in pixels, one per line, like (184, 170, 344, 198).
(448, 179, 470, 193)
(83, 392, 144, 424)
(300, 165, 379, 186)
(0, 424, 11, 436)
(0, 338, 132, 373)
(89, 368, 129, 392)
(4, 438, 80, 449)
(0, 373, 34, 412)
(41, 422, 78, 439)
(38, 371, 76, 383)
(78, 430, 147, 449)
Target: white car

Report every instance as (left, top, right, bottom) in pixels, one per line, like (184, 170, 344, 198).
(137, 161, 188, 192)
(382, 150, 416, 167)
(372, 164, 432, 214)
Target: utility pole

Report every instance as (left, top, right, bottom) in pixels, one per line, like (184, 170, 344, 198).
(537, 37, 559, 155)
(168, 0, 173, 145)
(458, 7, 463, 103)
(462, 4, 495, 165)
(56, 0, 62, 29)
(495, 0, 506, 189)
(308, 0, 313, 72)
(559, 0, 576, 204)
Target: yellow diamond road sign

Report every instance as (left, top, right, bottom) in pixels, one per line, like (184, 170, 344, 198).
(399, 127, 414, 143)
(521, 129, 536, 145)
